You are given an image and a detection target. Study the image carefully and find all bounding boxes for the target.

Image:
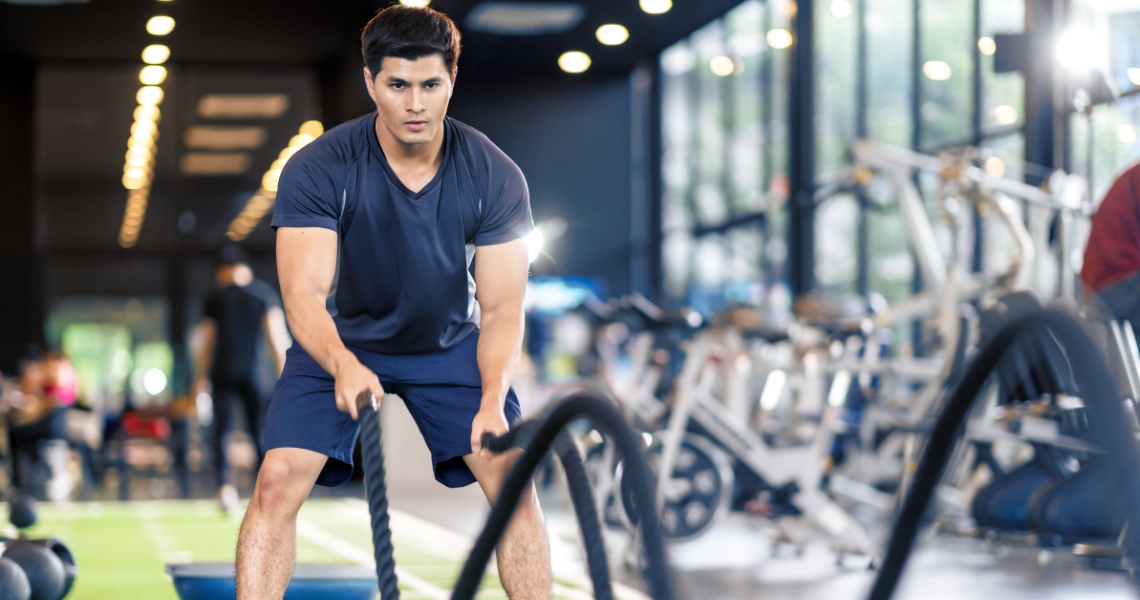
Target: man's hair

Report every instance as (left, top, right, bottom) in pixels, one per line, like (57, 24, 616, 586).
(217, 244, 252, 268)
(361, 5, 461, 77)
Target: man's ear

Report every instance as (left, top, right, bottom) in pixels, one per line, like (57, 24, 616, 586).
(363, 66, 376, 96)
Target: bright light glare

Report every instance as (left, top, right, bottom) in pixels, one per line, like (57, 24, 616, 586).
(993, 104, 1018, 125)
(1056, 27, 1100, 70)
(766, 29, 793, 50)
(1119, 125, 1138, 144)
(759, 370, 787, 411)
(596, 24, 629, 46)
(978, 36, 996, 56)
(299, 120, 324, 137)
(142, 44, 170, 65)
(262, 169, 282, 193)
(710, 55, 735, 77)
(399, 0, 431, 6)
(143, 368, 167, 396)
(146, 16, 176, 36)
(639, 0, 672, 14)
(828, 370, 852, 407)
(139, 65, 167, 85)
(923, 60, 952, 81)
(830, 0, 852, 18)
(1129, 68, 1140, 86)
(134, 104, 160, 122)
(984, 156, 1006, 178)
(525, 229, 545, 263)
(558, 51, 591, 74)
(137, 86, 165, 106)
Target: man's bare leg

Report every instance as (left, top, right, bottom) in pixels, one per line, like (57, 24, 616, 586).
(236, 448, 328, 600)
(464, 451, 552, 600)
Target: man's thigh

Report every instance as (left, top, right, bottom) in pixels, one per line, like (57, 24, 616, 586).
(462, 449, 524, 504)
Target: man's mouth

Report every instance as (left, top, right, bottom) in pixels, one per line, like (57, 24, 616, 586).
(405, 120, 427, 132)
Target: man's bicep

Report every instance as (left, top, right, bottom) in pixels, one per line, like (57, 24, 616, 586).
(474, 238, 529, 312)
(276, 227, 339, 301)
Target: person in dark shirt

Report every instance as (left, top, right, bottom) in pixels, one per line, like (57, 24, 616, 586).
(234, 6, 548, 600)
(1081, 163, 1140, 330)
(193, 244, 290, 510)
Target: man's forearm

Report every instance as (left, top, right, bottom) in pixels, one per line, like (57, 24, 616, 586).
(477, 306, 525, 409)
(285, 295, 358, 378)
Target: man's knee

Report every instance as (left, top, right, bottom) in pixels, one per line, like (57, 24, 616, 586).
(249, 452, 322, 517)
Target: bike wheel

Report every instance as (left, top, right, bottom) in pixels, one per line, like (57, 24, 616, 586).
(616, 434, 734, 541)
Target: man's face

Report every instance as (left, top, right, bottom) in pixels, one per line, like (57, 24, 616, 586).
(365, 54, 454, 148)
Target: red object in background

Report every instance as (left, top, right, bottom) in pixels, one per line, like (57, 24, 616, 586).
(1082, 162, 1140, 295)
(123, 412, 171, 440)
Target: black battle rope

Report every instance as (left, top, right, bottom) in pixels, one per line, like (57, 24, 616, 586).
(356, 393, 401, 600)
(868, 310, 1140, 600)
(553, 431, 614, 600)
(453, 393, 673, 600)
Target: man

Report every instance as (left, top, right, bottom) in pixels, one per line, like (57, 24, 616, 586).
(193, 244, 291, 510)
(235, 6, 550, 599)
(1081, 162, 1140, 330)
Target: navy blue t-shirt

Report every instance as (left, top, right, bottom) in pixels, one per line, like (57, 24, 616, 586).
(271, 114, 533, 354)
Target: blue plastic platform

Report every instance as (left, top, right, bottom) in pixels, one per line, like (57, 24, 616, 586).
(166, 563, 378, 600)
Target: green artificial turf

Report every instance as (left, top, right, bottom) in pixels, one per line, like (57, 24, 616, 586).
(5, 499, 516, 600)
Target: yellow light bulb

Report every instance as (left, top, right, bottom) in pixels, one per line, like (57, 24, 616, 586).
(147, 16, 175, 36)
(142, 44, 170, 64)
(139, 65, 167, 85)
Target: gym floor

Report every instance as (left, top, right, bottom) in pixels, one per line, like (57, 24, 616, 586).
(7, 399, 1136, 600)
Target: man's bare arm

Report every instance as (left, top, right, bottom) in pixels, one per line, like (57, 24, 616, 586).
(261, 306, 292, 377)
(191, 319, 216, 393)
(470, 237, 529, 452)
(277, 227, 382, 419)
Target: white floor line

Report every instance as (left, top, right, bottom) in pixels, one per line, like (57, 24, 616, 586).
(295, 516, 449, 600)
(338, 498, 650, 600)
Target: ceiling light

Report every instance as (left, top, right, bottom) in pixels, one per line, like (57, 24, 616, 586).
(131, 120, 158, 137)
(709, 55, 735, 76)
(197, 94, 290, 119)
(596, 24, 629, 46)
(639, 0, 671, 14)
(134, 104, 160, 122)
(465, 2, 586, 36)
(829, 0, 852, 18)
(299, 120, 324, 137)
(993, 104, 1018, 125)
(766, 29, 793, 50)
(978, 36, 996, 56)
(1129, 68, 1140, 86)
(558, 51, 591, 73)
(147, 16, 175, 36)
(139, 65, 167, 85)
(179, 152, 252, 175)
(262, 169, 282, 192)
(923, 60, 952, 80)
(137, 86, 164, 106)
(289, 134, 315, 147)
(142, 44, 170, 65)
(400, 0, 431, 5)
(184, 126, 267, 150)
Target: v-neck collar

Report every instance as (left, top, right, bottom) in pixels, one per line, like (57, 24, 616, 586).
(368, 113, 450, 200)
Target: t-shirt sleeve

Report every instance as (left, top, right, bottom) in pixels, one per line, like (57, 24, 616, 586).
(474, 154, 534, 246)
(271, 149, 341, 231)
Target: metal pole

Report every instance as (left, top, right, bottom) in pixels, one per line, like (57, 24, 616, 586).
(788, 0, 816, 297)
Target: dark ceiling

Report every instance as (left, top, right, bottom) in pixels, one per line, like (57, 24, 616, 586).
(3, 0, 746, 253)
(0, 0, 747, 78)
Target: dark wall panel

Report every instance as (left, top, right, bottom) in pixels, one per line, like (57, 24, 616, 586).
(449, 76, 634, 296)
(0, 57, 38, 373)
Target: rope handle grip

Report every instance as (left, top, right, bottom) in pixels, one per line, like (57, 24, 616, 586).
(481, 420, 542, 454)
(356, 392, 378, 413)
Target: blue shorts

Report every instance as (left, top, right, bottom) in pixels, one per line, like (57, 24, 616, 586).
(263, 332, 521, 488)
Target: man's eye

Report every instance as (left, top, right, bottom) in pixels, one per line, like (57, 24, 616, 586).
(390, 83, 405, 89)
(425, 83, 437, 89)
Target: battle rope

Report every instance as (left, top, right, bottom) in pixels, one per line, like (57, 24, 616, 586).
(357, 393, 401, 600)
(455, 393, 673, 600)
(553, 430, 615, 600)
(868, 310, 1140, 600)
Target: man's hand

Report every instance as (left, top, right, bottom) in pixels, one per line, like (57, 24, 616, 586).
(470, 403, 510, 456)
(334, 358, 384, 421)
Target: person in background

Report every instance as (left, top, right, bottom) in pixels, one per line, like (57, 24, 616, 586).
(7, 348, 78, 494)
(193, 245, 291, 511)
(1081, 163, 1140, 332)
